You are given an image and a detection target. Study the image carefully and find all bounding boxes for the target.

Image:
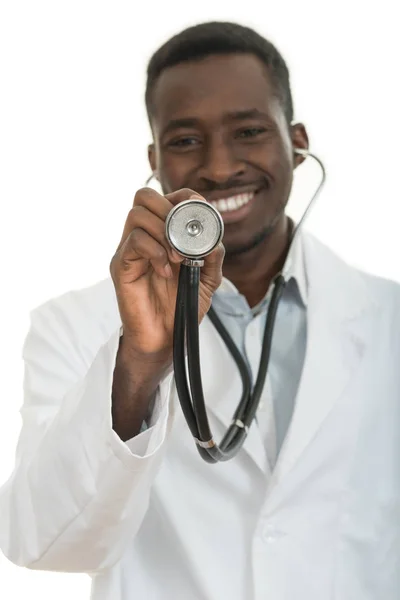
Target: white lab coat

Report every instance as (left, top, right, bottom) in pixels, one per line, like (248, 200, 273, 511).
(1, 231, 400, 600)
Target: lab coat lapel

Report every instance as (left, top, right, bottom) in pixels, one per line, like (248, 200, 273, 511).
(200, 319, 270, 475)
(271, 234, 377, 483)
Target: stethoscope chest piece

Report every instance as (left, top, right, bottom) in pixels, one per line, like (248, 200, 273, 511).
(165, 199, 224, 259)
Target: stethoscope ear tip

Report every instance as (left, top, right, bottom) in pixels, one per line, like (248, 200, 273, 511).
(294, 148, 309, 157)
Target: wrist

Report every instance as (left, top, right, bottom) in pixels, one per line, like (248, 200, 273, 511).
(118, 334, 172, 375)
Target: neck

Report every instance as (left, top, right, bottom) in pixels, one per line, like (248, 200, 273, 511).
(222, 216, 292, 307)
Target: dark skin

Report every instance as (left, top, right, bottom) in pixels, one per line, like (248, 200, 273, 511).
(148, 53, 309, 307)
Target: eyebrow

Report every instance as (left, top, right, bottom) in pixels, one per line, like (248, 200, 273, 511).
(225, 109, 270, 122)
(161, 118, 199, 137)
(161, 109, 270, 137)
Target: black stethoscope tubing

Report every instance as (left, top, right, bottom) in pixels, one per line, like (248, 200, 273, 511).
(174, 263, 286, 462)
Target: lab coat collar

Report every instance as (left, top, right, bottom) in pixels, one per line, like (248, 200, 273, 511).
(204, 229, 378, 479)
(284, 227, 308, 305)
(270, 231, 378, 484)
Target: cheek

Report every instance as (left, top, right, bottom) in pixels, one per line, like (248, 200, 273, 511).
(159, 153, 197, 193)
(245, 132, 293, 173)
(269, 140, 293, 188)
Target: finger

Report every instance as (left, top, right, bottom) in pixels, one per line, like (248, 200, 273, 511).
(117, 188, 206, 258)
(122, 206, 183, 264)
(112, 228, 172, 280)
(201, 243, 225, 290)
(116, 188, 174, 252)
(133, 187, 174, 218)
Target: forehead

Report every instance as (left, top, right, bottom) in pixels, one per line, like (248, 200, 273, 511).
(150, 53, 282, 130)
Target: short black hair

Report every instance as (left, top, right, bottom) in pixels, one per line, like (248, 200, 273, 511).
(145, 21, 294, 124)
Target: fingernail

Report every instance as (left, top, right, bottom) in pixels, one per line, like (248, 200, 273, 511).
(164, 264, 173, 278)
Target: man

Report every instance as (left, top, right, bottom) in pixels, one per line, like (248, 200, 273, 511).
(1, 21, 400, 600)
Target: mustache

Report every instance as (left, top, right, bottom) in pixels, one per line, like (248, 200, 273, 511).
(196, 175, 270, 193)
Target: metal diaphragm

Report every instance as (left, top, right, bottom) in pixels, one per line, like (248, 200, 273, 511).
(165, 199, 224, 259)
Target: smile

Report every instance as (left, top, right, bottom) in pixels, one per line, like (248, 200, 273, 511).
(210, 192, 255, 213)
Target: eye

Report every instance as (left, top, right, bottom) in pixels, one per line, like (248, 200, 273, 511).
(168, 137, 201, 149)
(236, 127, 268, 139)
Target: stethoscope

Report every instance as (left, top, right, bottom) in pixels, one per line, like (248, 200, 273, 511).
(158, 148, 326, 463)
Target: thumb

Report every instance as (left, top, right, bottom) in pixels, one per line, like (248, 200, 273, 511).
(201, 242, 225, 293)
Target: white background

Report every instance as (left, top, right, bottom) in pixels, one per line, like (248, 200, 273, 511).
(0, 1, 399, 598)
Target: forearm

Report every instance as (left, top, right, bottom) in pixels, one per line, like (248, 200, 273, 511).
(111, 334, 173, 441)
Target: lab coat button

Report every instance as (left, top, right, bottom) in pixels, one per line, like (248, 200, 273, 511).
(262, 524, 285, 544)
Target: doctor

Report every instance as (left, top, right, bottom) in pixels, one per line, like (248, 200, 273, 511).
(1, 20, 400, 600)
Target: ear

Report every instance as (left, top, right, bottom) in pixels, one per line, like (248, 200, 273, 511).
(148, 143, 157, 175)
(291, 122, 309, 168)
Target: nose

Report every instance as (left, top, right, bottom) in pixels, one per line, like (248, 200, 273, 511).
(198, 135, 245, 184)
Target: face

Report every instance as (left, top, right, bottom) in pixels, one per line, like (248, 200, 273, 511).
(148, 53, 308, 255)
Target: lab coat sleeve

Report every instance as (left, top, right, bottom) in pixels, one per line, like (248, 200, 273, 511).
(0, 298, 175, 573)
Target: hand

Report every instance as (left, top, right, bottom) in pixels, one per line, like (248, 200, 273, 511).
(110, 188, 225, 359)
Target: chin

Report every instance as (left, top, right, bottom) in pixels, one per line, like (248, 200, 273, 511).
(224, 225, 274, 258)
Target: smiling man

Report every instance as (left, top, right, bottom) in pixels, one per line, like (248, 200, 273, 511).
(146, 39, 307, 306)
(1, 21, 400, 600)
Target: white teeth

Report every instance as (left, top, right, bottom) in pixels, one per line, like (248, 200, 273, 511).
(211, 192, 254, 213)
(218, 199, 228, 212)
